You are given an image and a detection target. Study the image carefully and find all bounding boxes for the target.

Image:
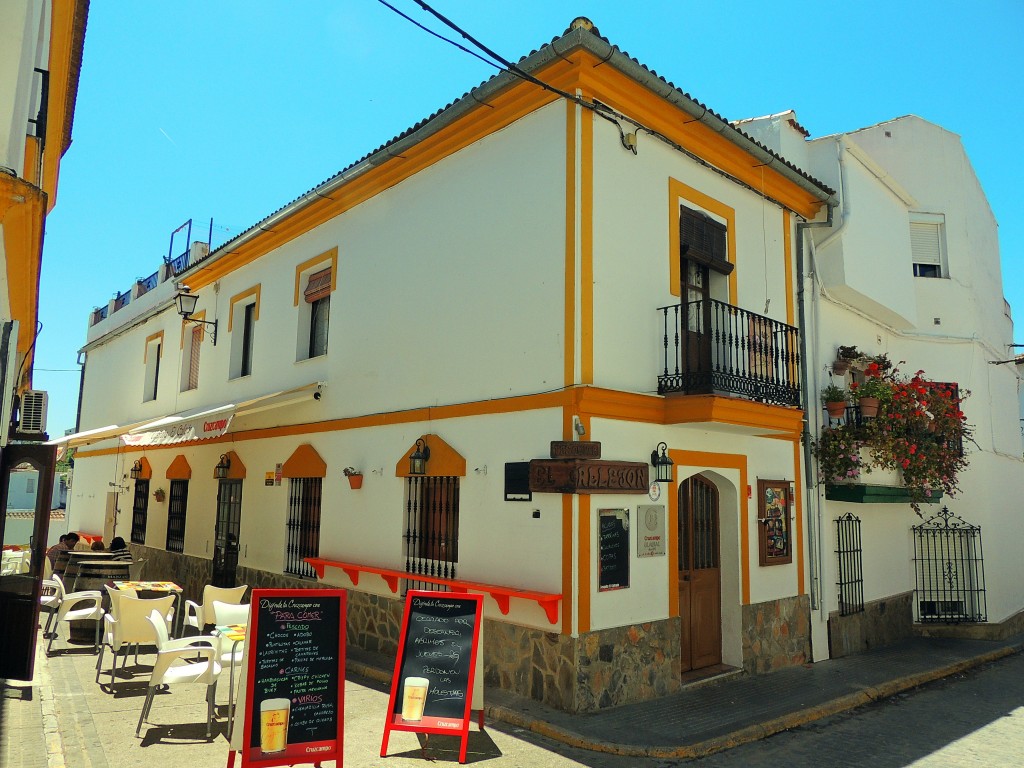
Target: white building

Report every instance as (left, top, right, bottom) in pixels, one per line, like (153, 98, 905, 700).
(62, 20, 1022, 712)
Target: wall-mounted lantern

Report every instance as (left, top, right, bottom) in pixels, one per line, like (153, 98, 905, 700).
(409, 439, 430, 475)
(129, 460, 143, 480)
(214, 454, 231, 479)
(651, 442, 674, 483)
(175, 285, 218, 345)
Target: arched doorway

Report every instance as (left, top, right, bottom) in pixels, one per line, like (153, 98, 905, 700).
(678, 474, 722, 672)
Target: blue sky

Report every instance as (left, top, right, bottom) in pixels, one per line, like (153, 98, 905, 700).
(37, 1, 1024, 437)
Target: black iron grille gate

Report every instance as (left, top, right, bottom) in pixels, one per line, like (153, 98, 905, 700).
(913, 507, 986, 623)
(285, 478, 322, 578)
(835, 513, 864, 616)
(403, 476, 460, 593)
(130, 479, 149, 545)
(165, 480, 188, 553)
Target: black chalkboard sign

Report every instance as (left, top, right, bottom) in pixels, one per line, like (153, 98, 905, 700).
(239, 589, 346, 768)
(380, 591, 483, 764)
(598, 509, 630, 591)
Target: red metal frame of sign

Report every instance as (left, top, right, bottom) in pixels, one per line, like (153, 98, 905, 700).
(235, 588, 346, 768)
(380, 591, 483, 764)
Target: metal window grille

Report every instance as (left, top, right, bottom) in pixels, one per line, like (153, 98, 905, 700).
(835, 513, 864, 616)
(285, 478, 322, 578)
(130, 479, 149, 545)
(913, 506, 986, 623)
(165, 479, 188, 553)
(212, 480, 243, 588)
(403, 476, 459, 592)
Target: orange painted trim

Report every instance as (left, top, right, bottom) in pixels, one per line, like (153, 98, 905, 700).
(782, 210, 794, 326)
(282, 443, 327, 478)
(792, 440, 805, 596)
(220, 450, 247, 480)
(394, 434, 466, 478)
(561, 493, 574, 636)
(292, 248, 338, 306)
(41, 0, 82, 211)
(580, 100, 594, 385)
(180, 311, 204, 349)
(668, 178, 737, 303)
(134, 456, 152, 480)
(578, 493, 591, 633)
(165, 454, 192, 480)
(669, 449, 750, 607)
(662, 395, 803, 437)
(564, 100, 577, 390)
(143, 331, 164, 363)
(228, 285, 261, 332)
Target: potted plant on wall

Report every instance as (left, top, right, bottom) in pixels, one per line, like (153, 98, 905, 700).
(821, 383, 849, 419)
(152, 487, 166, 503)
(849, 358, 893, 418)
(832, 345, 862, 375)
(343, 467, 363, 489)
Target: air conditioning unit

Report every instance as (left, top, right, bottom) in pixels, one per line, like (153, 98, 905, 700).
(20, 389, 48, 434)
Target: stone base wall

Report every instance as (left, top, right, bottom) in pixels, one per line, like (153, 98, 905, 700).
(828, 591, 913, 658)
(913, 608, 1024, 641)
(741, 594, 811, 673)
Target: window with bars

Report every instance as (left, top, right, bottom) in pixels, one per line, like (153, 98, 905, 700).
(284, 477, 322, 578)
(403, 476, 460, 591)
(835, 513, 864, 616)
(131, 479, 149, 545)
(165, 479, 188, 553)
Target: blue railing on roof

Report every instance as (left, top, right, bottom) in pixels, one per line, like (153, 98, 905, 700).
(112, 289, 131, 313)
(138, 271, 159, 293)
(168, 250, 190, 276)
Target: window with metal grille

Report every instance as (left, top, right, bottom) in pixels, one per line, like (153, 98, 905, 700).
(165, 479, 188, 553)
(835, 513, 864, 616)
(131, 479, 149, 545)
(284, 478, 322, 578)
(913, 506, 986, 623)
(403, 476, 460, 591)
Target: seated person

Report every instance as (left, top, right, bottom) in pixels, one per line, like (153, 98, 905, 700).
(46, 532, 79, 568)
(90, 540, 106, 551)
(108, 536, 132, 561)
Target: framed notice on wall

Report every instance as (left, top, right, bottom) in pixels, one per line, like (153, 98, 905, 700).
(757, 479, 793, 566)
(598, 508, 630, 591)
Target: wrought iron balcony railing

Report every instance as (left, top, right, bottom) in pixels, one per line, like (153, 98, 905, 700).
(658, 299, 801, 407)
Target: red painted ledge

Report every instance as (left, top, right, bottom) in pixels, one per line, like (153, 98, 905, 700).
(305, 557, 561, 624)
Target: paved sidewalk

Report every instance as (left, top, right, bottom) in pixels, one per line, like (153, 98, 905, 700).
(4, 628, 1022, 766)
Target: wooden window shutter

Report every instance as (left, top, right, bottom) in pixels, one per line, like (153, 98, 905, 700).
(304, 267, 332, 304)
(680, 205, 733, 275)
(187, 326, 202, 390)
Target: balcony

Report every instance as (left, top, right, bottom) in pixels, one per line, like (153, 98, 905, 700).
(658, 299, 801, 407)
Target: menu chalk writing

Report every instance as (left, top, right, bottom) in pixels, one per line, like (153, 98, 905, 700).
(598, 508, 630, 591)
(380, 591, 483, 764)
(240, 588, 346, 768)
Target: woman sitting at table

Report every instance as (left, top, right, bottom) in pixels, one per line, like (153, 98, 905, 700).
(109, 537, 132, 562)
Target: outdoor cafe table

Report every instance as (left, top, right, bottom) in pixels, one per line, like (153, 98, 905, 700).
(213, 623, 246, 736)
(111, 581, 185, 637)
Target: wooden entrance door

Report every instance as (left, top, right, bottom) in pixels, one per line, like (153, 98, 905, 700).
(677, 475, 722, 672)
(681, 258, 712, 387)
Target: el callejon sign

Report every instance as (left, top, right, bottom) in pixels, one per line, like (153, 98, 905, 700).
(529, 459, 648, 494)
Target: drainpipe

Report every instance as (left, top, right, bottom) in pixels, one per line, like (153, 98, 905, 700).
(797, 202, 834, 615)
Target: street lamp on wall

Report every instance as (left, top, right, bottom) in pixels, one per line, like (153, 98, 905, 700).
(175, 285, 218, 345)
(651, 442, 673, 483)
(129, 460, 143, 480)
(409, 439, 430, 475)
(214, 454, 231, 479)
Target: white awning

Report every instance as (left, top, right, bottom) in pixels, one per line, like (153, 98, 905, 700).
(45, 419, 157, 448)
(120, 382, 322, 447)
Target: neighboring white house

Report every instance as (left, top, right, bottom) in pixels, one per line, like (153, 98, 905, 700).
(60, 19, 1022, 713)
(741, 111, 1024, 652)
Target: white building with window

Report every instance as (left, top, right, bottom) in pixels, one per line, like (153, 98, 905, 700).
(62, 21, 1023, 713)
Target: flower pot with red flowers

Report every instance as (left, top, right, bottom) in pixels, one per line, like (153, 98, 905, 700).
(850, 361, 892, 418)
(153, 487, 166, 503)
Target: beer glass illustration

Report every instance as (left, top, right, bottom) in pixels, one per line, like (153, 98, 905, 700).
(260, 698, 290, 753)
(401, 677, 429, 721)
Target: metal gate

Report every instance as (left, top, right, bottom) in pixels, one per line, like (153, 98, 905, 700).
(835, 513, 864, 616)
(912, 506, 986, 623)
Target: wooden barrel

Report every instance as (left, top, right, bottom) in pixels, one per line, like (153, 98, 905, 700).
(66, 551, 117, 591)
(68, 560, 131, 645)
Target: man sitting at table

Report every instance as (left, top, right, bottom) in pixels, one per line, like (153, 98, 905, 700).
(46, 532, 79, 568)
(109, 537, 132, 562)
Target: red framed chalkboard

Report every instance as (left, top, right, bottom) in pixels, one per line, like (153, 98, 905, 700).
(380, 591, 483, 764)
(236, 588, 346, 768)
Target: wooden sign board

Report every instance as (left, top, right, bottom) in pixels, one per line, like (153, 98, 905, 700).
(236, 589, 346, 768)
(549, 440, 602, 459)
(529, 459, 648, 494)
(381, 591, 483, 764)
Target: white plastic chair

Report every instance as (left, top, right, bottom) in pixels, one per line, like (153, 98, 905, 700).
(39, 576, 65, 637)
(209, 600, 250, 627)
(128, 558, 147, 580)
(45, 587, 105, 656)
(95, 593, 175, 689)
(183, 585, 247, 632)
(137, 610, 222, 739)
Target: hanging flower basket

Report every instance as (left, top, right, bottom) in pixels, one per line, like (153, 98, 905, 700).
(153, 488, 166, 502)
(858, 396, 881, 418)
(343, 467, 363, 489)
